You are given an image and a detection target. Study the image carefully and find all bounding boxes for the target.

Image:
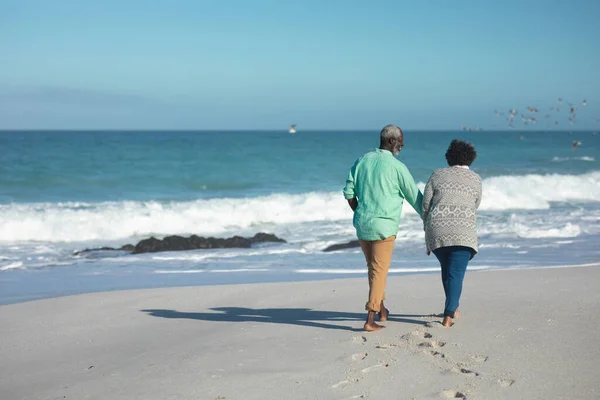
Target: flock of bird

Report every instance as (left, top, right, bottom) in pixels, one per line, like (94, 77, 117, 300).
(287, 98, 597, 151)
(461, 97, 598, 150)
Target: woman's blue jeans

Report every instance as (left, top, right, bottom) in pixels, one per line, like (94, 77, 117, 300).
(432, 246, 475, 318)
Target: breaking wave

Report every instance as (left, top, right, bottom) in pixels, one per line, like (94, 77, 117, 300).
(0, 171, 599, 243)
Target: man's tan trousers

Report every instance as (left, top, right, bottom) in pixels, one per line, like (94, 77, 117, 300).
(359, 235, 396, 312)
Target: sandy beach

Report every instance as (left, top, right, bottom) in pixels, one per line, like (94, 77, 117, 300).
(1, 265, 599, 400)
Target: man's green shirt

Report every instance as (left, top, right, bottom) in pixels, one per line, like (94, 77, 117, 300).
(343, 149, 423, 241)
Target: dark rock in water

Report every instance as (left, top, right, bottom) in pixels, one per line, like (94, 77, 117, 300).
(74, 233, 286, 256)
(74, 244, 135, 256)
(323, 240, 361, 252)
(250, 232, 286, 244)
(132, 233, 286, 254)
(134, 235, 248, 253)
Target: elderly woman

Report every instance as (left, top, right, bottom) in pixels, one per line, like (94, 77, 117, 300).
(423, 140, 482, 327)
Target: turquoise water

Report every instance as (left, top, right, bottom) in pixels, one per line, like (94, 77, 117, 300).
(1, 130, 599, 304)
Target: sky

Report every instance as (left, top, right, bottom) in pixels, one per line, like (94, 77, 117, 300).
(1, 0, 599, 130)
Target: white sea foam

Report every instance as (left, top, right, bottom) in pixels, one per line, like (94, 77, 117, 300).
(207, 268, 270, 273)
(295, 265, 490, 274)
(515, 223, 581, 239)
(150, 248, 304, 261)
(552, 156, 595, 162)
(480, 171, 600, 210)
(153, 268, 270, 274)
(479, 243, 522, 249)
(154, 269, 205, 274)
(0, 172, 599, 243)
(479, 214, 583, 239)
(0, 262, 24, 271)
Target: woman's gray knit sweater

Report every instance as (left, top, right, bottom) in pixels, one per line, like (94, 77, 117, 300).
(422, 167, 482, 254)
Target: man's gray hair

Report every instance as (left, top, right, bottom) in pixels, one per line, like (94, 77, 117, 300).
(380, 124, 402, 141)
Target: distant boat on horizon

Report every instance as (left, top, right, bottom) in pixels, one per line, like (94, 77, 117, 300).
(289, 124, 297, 134)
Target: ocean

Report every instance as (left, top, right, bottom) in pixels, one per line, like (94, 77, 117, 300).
(1, 130, 599, 304)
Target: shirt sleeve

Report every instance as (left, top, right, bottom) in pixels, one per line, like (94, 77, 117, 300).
(398, 163, 424, 218)
(343, 159, 358, 200)
(422, 175, 434, 226)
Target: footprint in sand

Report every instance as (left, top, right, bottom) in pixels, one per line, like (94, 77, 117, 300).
(332, 379, 350, 389)
(350, 352, 368, 361)
(471, 354, 488, 363)
(426, 350, 446, 359)
(401, 330, 433, 341)
(418, 340, 446, 349)
(375, 344, 398, 349)
(498, 378, 515, 387)
(361, 362, 389, 373)
(441, 390, 467, 399)
(352, 336, 367, 344)
(451, 367, 479, 377)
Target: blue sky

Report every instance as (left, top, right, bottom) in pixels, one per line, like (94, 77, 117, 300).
(1, 0, 599, 130)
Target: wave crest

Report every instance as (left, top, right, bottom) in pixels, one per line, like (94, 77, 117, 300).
(0, 171, 599, 243)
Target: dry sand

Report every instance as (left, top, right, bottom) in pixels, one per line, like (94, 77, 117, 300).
(1, 265, 600, 400)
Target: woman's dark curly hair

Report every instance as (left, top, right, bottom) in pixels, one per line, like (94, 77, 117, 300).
(445, 139, 477, 166)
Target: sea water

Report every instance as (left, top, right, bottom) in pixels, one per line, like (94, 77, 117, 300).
(1, 130, 599, 304)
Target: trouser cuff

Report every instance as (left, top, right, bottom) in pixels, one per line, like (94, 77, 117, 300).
(365, 302, 381, 312)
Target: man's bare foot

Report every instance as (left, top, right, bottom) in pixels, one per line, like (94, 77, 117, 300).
(379, 307, 389, 322)
(442, 316, 453, 327)
(454, 310, 460, 319)
(364, 310, 385, 331)
(364, 321, 386, 331)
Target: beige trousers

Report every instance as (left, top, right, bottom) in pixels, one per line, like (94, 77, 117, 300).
(359, 235, 396, 312)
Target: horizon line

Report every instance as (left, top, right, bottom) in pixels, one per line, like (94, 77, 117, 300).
(0, 128, 597, 133)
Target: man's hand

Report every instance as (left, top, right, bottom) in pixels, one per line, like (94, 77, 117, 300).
(347, 198, 358, 212)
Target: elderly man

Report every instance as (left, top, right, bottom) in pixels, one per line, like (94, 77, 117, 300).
(343, 124, 423, 331)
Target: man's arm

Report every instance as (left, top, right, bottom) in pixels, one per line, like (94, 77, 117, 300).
(343, 160, 359, 211)
(347, 197, 358, 211)
(398, 163, 424, 218)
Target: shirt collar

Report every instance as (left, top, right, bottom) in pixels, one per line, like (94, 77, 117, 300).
(377, 148, 393, 155)
(452, 165, 470, 169)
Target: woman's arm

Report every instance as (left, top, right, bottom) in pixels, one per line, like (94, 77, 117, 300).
(474, 175, 483, 209)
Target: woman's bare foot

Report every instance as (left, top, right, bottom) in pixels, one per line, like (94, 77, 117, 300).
(454, 309, 460, 320)
(442, 316, 453, 327)
(364, 321, 386, 331)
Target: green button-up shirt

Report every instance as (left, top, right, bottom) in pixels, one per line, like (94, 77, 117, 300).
(343, 148, 423, 241)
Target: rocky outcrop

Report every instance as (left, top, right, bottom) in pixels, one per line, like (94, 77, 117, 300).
(74, 233, 286, 256)
(73, 244, 134, 255)
(323, 240, 361, 252)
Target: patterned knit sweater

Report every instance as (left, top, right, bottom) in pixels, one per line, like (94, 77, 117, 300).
(422, 167, 482, 254)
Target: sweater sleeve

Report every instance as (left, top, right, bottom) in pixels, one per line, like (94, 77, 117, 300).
(398, 163, 423, 218)
(474, 175, 483, 209)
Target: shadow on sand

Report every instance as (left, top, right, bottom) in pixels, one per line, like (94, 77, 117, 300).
(141, 307, 429, 332)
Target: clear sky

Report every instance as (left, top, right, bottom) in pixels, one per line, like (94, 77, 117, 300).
(1, 0, 599, 130)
